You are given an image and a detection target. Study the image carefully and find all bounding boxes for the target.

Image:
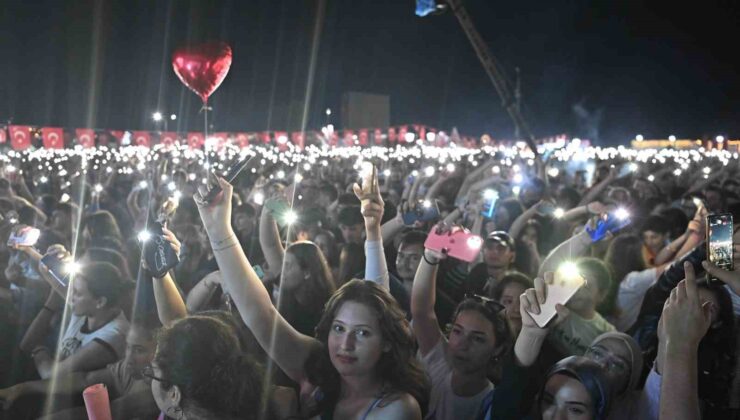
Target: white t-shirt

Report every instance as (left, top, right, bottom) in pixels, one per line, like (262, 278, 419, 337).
(58, 311, 129, 360)
(611, 268, 657, 332)
(420, 339, 493, 420)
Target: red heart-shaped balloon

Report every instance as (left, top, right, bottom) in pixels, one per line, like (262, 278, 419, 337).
(172, 41, 233, 104)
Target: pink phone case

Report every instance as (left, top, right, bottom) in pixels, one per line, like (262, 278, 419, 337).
(7, 226, 41, 247)
(528, 273, 585, 328)
(424, 226, 483, 263)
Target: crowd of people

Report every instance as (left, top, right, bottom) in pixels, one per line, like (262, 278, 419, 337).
(0, 141, 738, 420)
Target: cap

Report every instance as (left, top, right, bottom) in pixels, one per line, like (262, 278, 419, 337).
(485, 231, 514, 249)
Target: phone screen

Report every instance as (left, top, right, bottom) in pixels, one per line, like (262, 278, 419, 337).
(41, 254, 71, 288)
(707, 213, 734, 283)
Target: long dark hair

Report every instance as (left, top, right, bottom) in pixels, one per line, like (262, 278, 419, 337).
(306, 280, 429, 415)
(155, 315, 271, 420)
(603, 235, 645, 317)
(285, 241, 336, 303)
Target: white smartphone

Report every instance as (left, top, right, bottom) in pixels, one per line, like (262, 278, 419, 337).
(528, 271, 585, 328)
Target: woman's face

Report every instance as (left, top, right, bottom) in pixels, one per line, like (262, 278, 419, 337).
(328, 301, 386, 378)
(70, 276, 98, 317)
(584, 339, 631, 395)
(521, 225, 539, 246)
(541, 373, 594, 420)
(448, 310, 497, 374)
(498, 283, 527, 334)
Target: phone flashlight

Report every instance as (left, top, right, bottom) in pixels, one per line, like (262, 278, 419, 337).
(138, 230, 151, 242)
(554, 208, 565, 219)
(283, 210, 298, 226)
(64, 261, 81, 275)
(614, 208, 630, 220)
(467, 236, 483, 250)
(558, 261, 580, 280)
(138, 180, 148, 189)
(94, 184, 103, 193)
(422, 200, 432, 209)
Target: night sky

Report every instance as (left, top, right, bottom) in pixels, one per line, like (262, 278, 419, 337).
(1, 0, 739, 145)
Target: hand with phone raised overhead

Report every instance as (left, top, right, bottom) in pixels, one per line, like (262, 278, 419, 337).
(702, 229, 740, 295)
(353, 163, 384, 230)
(520, 272, 571, 331)
(194, 177, 234, 242)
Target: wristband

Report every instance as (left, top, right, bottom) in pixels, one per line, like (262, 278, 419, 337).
(213, 241, 240, 252)
(31, 346, 50, 357)
(422, 253, 440, 266)
(210, 233, 236, 247)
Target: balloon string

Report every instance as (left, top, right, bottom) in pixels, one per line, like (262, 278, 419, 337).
(203, 101, 209, 180)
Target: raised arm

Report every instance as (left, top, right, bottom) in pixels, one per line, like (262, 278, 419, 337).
(195, 178, 318, 383)
(355, 165, 389, 289)
(259, 199, 286, 278)
(148, 228, 187, 326)
(186, 270, 223, 313)
(410, 246, 445, 355)
(578, 167, 617, 206)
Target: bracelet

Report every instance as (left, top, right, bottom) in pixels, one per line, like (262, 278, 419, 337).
(210, 233, 236, 247)
(422, 253, 440, 266)
(213, 242, 240, 252)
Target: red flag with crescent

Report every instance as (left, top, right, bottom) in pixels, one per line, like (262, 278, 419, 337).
(291, 132, 305, 150)
(0, 127, 6, 144)
(234, 133, 249, 148)
(42, 127, 65, 149)
(187, 132, 204, 149)
(9, 126, 32, 150)
(160, 132, 178, 147)
(76, 128, 95, 148)
(132, 131, 151, 147)
(110, 130, 125, 144)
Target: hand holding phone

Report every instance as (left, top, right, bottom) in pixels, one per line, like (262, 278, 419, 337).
(41, 253, 76, 288)
(8, 225, 41, 248)
(402, 199, 440, 225)
(706, 213, 734, 284)
(524, 269, 584, 329)
(424, 225, 483, 263)
(586, 209, 631, 242)
(202, 155, 255, 204)
(480, 189, 499, 218)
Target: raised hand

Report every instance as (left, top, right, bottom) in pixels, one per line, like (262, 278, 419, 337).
(661, 262, 713, 349)
(194, 177, 234, 240)
(353, 164, 384, 229)
(520, 272, 570, 330)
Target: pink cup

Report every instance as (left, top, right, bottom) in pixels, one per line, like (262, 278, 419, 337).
(82, 383, 112, 420)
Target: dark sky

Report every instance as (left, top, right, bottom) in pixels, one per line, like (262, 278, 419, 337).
(1, 0, 739, 145)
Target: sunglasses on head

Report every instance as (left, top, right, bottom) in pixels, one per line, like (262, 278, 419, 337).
(464, 294, 505, 313)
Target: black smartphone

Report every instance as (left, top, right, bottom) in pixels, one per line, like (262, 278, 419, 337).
(706, 213, 734, 284)
(41, 254, 73, 288)
(203, 155, 255, 203)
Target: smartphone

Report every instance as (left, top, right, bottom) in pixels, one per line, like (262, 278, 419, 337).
(424, 226, 483, 263)
(41, 254, 73, 288)
(706, 213, 734, 284)
(403, 200, 440, 225)
(7, 225, 41, 247)
(480, 189, 499, 218)
(528, 271, 585, 328)
(536, 201, 557, 217)
(587, 209, 631, 242)
(202, 155, 255, 203)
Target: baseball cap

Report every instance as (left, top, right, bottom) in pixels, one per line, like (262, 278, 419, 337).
(485, 231, 514, 249)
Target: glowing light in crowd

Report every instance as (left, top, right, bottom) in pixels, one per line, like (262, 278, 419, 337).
(422, 200, 432, 208)
(426, 132, 436, 142)
(138, 230, 151, 242)
(558, 261, 580, 279)
(276, 170, 285, 179)
(283, 210, 298, 225)
(554, 208, 565, 219)
(170, 114, 177, 121)
(467, 236, 483, 250)
(702, 167, 711, 174)
(492, 166, 501, 174)
(167, 182, 177, 191)
(716, 135, 724, 143)
(512, 173, 524, 184)
(628, 163, 638, 172)
(94, 184, 103, 193)
(383, 169, 391, 177)
(39, 176, 48, 184)
(647, 175, 655, 182)
(614, 208, 630, 220)
(547, 167, 559, 177)
(483, 189, 497, 200)
(60, 193, 70, 203)
(172, 190, 182, 202)
(404, 132, 415, 143)
(138, 180, 148, 189)
(512, 186, 521, 195)
(635, 134, 644, 141)
(294, 173, 303, 183)
(668, 135, 676, 142)
(253, 192, 265, 206)
(325, 108, 331, 116)
(65, 261, 81, 275)
(152, 112, 163, 122)
(5, 165, 16, 173)
(424, 166, 435, 177)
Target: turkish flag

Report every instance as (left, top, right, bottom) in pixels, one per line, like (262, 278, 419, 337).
(42, 127, 65, 149)
(274, 132, 288, 151)
(132, 131, 151, 147)
(76, 128, 95, 148)
(388, 127, 397, 143)
(187, 132, 204, 149)
(0, 127, 7, 144)
(260, 132, 271, 145)
(234, 133, 250, 148)
(160, 132, 178, 147)
(373, 128, 383, 145)
(358, 129, 369, 146)
(291, 132, 305, 150)
(342, 130, 354, 146)
(9, 125, 32, 150)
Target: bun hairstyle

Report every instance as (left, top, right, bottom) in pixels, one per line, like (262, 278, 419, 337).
(450, 297, 512, 359)
(154, 315, 270, 420)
